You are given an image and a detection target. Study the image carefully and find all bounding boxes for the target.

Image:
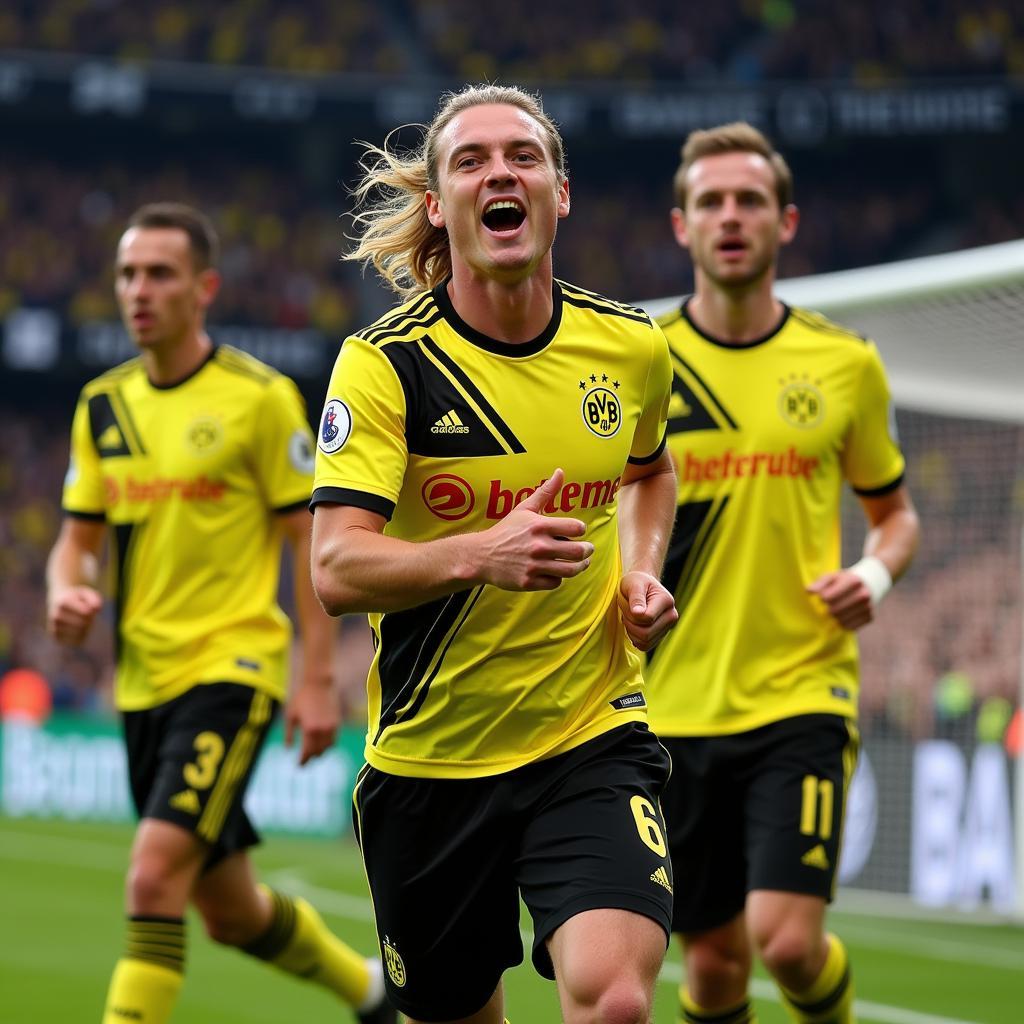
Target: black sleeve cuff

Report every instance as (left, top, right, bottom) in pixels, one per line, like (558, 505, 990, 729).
(309, 486, 395, 520)
(63, 508, 106, 521)
(853, 472, 904, 497)
(627, 432, 667, 466)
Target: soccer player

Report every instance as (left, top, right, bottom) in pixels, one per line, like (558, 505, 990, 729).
(310, 84, 679, 1024)
(45, 203, 395, 1024)
(645, 123, 921, 1024)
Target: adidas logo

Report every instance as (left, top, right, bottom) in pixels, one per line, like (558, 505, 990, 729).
(801, 844, 830, 871)
(169, 789, 200, 815)
(431, 410, 470, 434)
(98, 424, 124, 450)
(649, 865, 673, 894)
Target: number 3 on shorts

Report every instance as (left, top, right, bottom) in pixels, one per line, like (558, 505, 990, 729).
(629, 795, 667, 857)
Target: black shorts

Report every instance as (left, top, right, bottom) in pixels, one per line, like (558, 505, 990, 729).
(122, 682, 278, 868)
(352, 723, 673, 1022)
(661, 714, 859, 934)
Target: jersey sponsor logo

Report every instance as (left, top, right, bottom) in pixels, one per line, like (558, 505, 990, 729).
(431, 409, 470, 434)
(680, 447, 820, 483)
(778, 376, 825, 428)
(610, 692, 646, 710)
(581, 386, 622, 438)
(383, 936, 406, 987)
(318, 398, 352, 454)
(288, 429, 315, 474)
(169, 788, 200, 815)
(801, 843, 831, 870)
(486, 476, 621, 519)
(185, 415, 223, 455)
(650, 865, 673, 894)
(103, 474, 228, 504)
(422, 474, 475, 520)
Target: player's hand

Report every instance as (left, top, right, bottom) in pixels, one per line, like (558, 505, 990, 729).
(46, 585, 103, 646)
(284, 676, 341, 766)
(476, 468, 594, 592)
(617, 572, 678, 651)
(807, 570, 874, 631)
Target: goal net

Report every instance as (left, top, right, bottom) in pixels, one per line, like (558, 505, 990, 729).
(642, 240, 1024, 919)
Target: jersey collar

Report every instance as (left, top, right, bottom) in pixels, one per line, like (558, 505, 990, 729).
(432, 278, 563, 357)
(680, 296, 791, 350)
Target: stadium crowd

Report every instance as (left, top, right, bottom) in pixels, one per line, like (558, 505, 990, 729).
(3, 149, 1022, 336)
(3, 0, 1021, 81)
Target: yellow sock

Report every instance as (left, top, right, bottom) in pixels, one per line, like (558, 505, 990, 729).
(102, 917, 185, 1024)
(243, 886, 375, 1009)
(680, 986, 758, 1023)
(779, 933, 854, 1024)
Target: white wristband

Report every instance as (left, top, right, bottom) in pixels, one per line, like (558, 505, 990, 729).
(847, 555, 892, 606)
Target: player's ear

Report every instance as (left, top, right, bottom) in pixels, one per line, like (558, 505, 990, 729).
(425, 190, 445, 229)
(670, 207, 690, 249)
(557, 176, 570, 219)
(779, 203, 799, 245)
(196, 268, 221, 309)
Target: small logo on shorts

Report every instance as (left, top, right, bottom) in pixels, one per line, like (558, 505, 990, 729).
(610, 692, 646, 711)
(650, 865, 673, 894)
(169, 789, 200, 815)
(383, 936, 406, 988)
(801, 844, 830, 870)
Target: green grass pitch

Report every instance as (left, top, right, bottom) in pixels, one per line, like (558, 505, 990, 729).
(1, 816, 1021, 1023)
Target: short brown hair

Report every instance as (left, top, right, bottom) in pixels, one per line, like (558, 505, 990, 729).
(673, 122, 793, 211)
(125, 202, 220, 270)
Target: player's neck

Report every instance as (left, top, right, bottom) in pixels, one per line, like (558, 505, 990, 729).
(447, 261, 555, 344)
(141, 330, 214, 387)
(689, 281, 784, 345)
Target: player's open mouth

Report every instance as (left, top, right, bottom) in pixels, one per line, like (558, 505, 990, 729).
(482, 199, 526, 234)
(718, 238, 746, 253)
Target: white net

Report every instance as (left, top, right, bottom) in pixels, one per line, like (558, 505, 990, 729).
(642, 240, 1024, 917)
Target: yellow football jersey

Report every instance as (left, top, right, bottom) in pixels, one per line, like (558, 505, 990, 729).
(62, 346, 317, 710)
(645, 302, 905, 736)
(312, 280, 671, 779)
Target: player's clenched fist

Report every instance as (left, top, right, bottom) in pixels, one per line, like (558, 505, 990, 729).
(617, 571, 678, 652)
(47, 585, 103, 646)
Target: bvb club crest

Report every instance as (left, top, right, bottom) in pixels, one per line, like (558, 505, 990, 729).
(382, 936, 406, 988)
(778, 375, 825, 428)
(579, 372, 622, 438)
(185, 415, 223, 455)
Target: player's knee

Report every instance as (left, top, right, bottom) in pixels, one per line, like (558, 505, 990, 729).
(563, 974, 651, 1024)
(756, 926, 820, 980)
(686, 940, 749, 990)
(125, 858, 180, 914)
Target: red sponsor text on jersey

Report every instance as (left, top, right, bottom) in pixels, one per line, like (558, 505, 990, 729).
(486, 476, 621, 519)
(680, 447, 820, 483)
(105, 475, 228, 504)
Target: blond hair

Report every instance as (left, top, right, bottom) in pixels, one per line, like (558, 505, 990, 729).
(345, 84, 566, 298)
(673, 122, 793, 211)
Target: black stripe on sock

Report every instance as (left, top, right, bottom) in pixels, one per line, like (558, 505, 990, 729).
(125, 916, 185, 973)
(243, 889, 298, 960)
(786, 964, 852, 1017)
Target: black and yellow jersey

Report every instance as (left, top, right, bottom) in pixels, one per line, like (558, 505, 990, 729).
(311, 279, 671, 779)
(62, 345, 317, 711)
(645, 301, 905, 736)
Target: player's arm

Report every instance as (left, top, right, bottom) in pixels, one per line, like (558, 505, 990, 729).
(807, 484, 920, 631)
(616, 449, 679, 652)
(311, 468, 593, 615)
(46, 517, 106, 646)
(278, 506, 342, 765)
